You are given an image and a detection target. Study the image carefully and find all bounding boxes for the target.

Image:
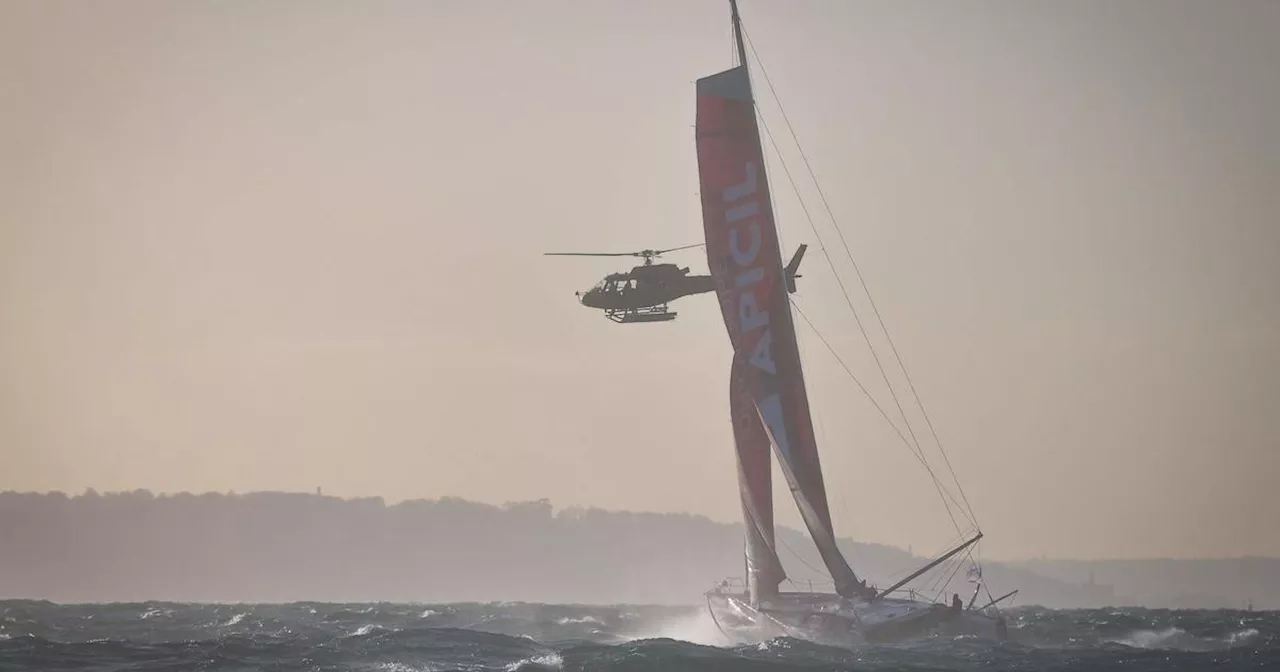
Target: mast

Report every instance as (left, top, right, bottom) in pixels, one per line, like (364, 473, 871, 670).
(730, 0, 748, 68)
(731, 358, 784, 604)
(725, 0, 784, 608)
(696, 0, 873, 602)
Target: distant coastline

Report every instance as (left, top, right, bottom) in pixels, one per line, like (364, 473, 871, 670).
(0, 489, 1273, 609)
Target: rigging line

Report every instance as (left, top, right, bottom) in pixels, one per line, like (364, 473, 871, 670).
(934, 548, 975, 604)
(879, 530, 970, 586)
(790, 297, 968, 533)
(923, 544, 972, 603)
(758, 102, 787, 256)
(741, 24, 926, 460)
(757, 106, 969, 526)
(739, 12, 972, 531)
(790, 294, 965, 520)
(791, 296, 970, 531)
(753, 102, 928, 468)
(743, 30, 912, 466)
(925, 553, 961, 598)
(740, 22, 979, 526)
(756, 86, 947, 492)
(790, 297, 972, 529)
(982, 581, 998, 610)
(776, 530, 828, 578)
(913, 546, 962, 600)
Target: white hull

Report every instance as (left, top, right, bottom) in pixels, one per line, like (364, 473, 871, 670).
(706, 589, 1009, 646)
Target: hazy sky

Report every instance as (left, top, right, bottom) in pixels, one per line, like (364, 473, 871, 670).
(2, 0, 1277, 562)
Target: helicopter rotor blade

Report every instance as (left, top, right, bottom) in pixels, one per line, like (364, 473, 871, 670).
(543, 243, 705, 259)
(651, 243, 705, 255)
(544, 252, 641, 257)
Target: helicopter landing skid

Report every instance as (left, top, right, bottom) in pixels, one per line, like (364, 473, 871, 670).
(607, 305, 677, 323)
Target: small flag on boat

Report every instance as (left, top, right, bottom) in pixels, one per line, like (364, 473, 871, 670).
(967, 564, 983, 583)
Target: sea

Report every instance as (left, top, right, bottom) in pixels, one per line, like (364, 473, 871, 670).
(0, 600, 1274, 671)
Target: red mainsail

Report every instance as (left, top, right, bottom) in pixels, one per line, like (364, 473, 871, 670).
(696, 62, 869, 601)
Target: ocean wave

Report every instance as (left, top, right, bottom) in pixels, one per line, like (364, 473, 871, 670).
(0, 601, 1274, 671)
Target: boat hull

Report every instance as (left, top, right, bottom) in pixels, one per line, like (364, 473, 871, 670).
(705, 590, 1008, 646)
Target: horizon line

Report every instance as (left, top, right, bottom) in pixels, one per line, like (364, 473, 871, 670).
(3, 487, 1276, 564)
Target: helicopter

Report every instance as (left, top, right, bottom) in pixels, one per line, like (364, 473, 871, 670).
(545, 243, 807, 323)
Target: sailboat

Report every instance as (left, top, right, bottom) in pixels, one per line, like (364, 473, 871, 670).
(697, 1, 1012, 645)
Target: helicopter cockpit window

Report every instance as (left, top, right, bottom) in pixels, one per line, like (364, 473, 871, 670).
(592, 278, 637, 294)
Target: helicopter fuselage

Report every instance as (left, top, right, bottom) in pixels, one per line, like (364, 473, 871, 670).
(577, 263, 715, 311)
(552, 243, 805, 323)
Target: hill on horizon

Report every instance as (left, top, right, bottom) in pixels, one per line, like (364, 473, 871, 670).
(1, 489, 1275, 609)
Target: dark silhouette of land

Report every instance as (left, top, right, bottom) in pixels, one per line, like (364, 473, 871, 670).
(0, 490, 1274, 608)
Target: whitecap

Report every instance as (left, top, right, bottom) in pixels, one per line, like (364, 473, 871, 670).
(1226, 628, 1260, 647)
(554, 616, 600, 625)
(220, 613, 247, 627)
(503, 653, 563, 671)
(376, 663, 437, 672)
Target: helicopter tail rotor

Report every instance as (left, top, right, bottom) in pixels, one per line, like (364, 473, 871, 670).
(784, 244, 807, 293)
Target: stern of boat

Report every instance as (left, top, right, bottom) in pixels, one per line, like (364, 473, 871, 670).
(859, 595, 1010, 643)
